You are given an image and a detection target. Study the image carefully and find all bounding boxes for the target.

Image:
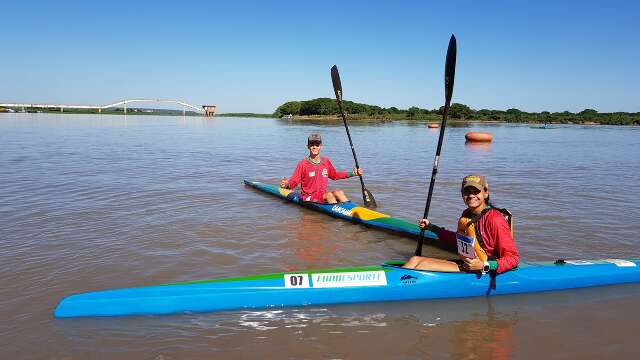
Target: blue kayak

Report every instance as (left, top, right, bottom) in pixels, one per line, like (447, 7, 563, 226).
(54, 259, 640, 317)
(244, 179, 440, 244)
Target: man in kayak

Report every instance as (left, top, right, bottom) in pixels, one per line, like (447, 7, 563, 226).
(403, 174, 519, 274)
(280, 133, 362, 203)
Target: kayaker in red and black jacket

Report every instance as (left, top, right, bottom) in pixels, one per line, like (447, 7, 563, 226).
(280, 133, 362, 203)
(403, 174, 520, 274)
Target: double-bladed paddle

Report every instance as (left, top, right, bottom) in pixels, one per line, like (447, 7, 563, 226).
(331, 65, 377, 209)
(415, 34, 457, 256)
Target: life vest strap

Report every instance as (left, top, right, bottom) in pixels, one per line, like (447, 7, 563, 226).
(465, 206, 515, 248)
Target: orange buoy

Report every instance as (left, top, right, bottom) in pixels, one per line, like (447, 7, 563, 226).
(465, 131, 493, 142)
(427, 123, 439, 129)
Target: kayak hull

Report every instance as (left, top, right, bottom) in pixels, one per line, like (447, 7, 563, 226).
(54, 259, 640, 318)
(243, 179, 440, 243)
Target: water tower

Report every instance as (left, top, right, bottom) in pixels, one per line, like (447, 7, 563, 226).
(202, 105, 216, 117)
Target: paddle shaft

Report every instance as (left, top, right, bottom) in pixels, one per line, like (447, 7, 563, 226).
(415, 103, 450, 255)
(335, 97, 366, 191)
(415, 34, 457, 256)
(331, 65, 376, 208)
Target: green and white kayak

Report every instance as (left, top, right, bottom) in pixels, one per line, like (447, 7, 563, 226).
(243, 179, 441, 244)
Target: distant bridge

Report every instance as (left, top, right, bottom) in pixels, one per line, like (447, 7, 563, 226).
(0, 99, 208, 115)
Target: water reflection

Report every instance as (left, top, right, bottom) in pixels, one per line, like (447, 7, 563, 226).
(281, 210, 339, 270)
(448, 298, 516, 360)
(464, 141, 492, 153)
(202, 117, 217, 126)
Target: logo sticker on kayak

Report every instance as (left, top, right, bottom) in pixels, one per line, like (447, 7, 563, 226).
(400, 274, 417, 284)
(331, 205, 353, 217)
(312, 271, 387, 288)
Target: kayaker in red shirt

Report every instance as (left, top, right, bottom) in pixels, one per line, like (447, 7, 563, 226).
(280, 133, 362, 203)
(403, 174, 519, 274)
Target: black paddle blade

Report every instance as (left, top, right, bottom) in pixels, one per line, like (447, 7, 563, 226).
(330, 65, 343, 101)
(444, 35, 457, 103)
(363, 188, 377, 209)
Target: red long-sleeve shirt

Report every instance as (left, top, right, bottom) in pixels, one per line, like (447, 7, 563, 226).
(287, 157, 350, 202)
(438, 208, 519, 273)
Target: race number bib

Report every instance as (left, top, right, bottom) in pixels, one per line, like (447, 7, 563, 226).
(456, 233, 476, 259)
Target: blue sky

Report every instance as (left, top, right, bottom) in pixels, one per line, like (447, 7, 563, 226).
(1, 0, 638, 113)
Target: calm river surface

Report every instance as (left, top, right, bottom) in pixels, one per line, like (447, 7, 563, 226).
(1, 113, 639, 359)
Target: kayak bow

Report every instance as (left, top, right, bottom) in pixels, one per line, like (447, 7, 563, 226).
(54, 259, 640, 318)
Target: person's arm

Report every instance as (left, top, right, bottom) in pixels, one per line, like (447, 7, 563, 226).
(418, 219, 457, 252)
(285, 161, 304, 190)
(485, 212, 519, 273)
(326, 158, 350, 180)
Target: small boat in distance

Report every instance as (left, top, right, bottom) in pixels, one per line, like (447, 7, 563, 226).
(530, 123, 556, 129)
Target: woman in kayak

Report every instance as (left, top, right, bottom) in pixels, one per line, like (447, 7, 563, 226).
(280, 133, 362, 203)
(403, 174, 519, 274)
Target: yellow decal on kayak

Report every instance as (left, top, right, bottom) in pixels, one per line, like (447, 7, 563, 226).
(351, 207, 389, 221)
(278, 188, 293, 197)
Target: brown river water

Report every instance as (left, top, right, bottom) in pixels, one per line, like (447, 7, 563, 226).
(1, 113, 639, 359)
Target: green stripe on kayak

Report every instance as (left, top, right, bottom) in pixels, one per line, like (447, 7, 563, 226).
(161, 265, 392, 286)
(373, 217, 420, 231)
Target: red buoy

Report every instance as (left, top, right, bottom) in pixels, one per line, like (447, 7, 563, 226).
(427, 123, 439, 129)
(465, 131, 493, 142)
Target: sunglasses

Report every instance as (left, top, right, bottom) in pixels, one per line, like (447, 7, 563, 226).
(308, 141, 322, 147)
(462, 187, 483, 196)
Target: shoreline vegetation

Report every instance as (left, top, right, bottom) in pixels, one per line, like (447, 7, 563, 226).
(2, 99, 639, 125)
(270, 98, 640, 126)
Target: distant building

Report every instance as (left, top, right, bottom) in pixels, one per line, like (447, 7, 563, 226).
(202, 105, 216, 117)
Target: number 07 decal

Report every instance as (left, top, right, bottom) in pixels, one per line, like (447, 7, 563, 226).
(284, 273, 310, 288)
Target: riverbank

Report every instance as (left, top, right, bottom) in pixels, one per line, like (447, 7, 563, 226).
(291, 114, 518, 124)
(217, 113, 277, 118)
(273, 98, 640, 126)
(282, 115, 639, 126)
(219, 113, 638, 126)
(3, 108, 637, 126)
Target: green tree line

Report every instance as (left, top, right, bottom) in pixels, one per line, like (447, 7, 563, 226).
(274, 98, 640, 125)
